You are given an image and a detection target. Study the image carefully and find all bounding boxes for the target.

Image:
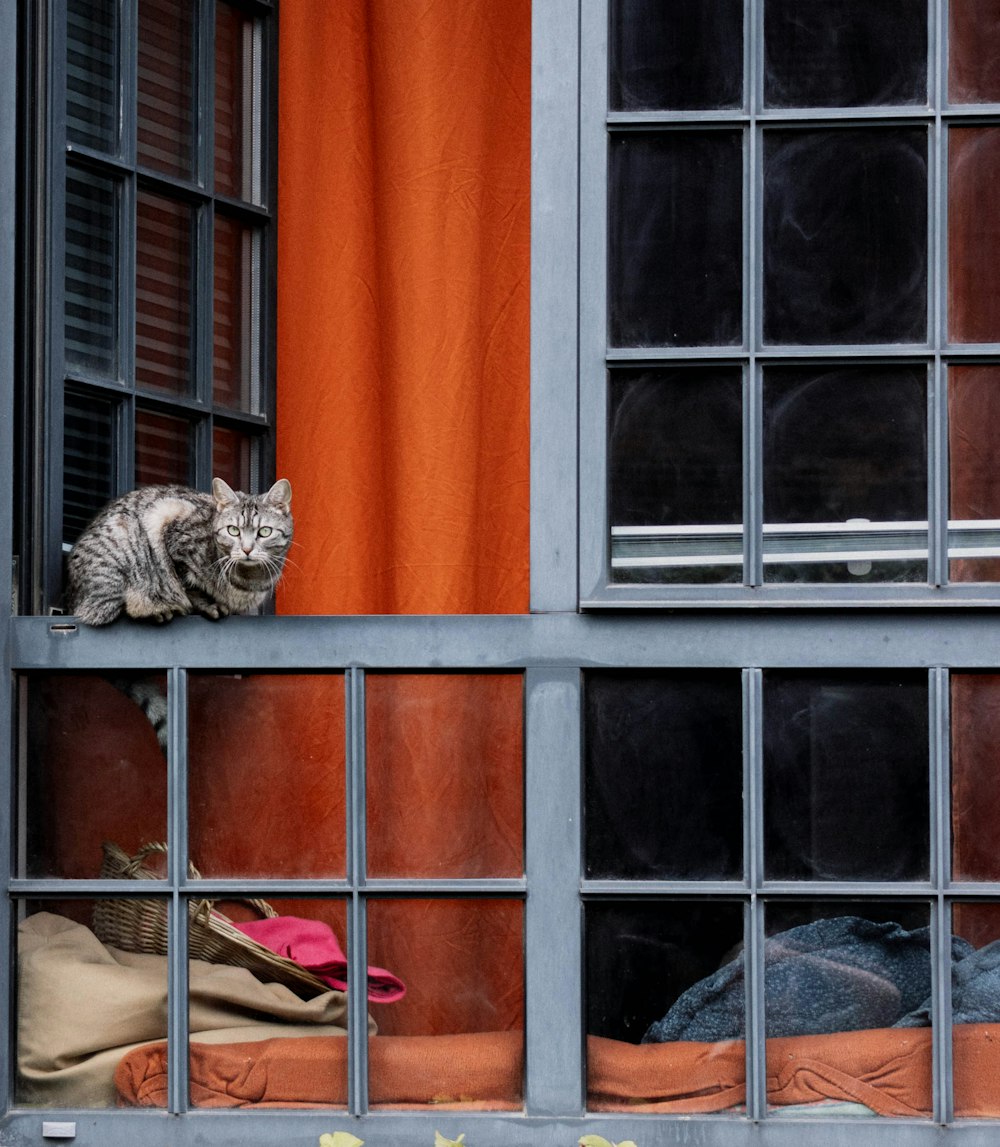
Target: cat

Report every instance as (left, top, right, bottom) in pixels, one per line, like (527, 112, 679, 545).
(66, 477, 293, 627)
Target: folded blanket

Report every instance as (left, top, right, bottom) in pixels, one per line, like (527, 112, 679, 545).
(18, 913, 367, 1108)
(115, 1024, 1000, 1116)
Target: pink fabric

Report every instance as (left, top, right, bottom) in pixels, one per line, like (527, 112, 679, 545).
(232, 916, 406, 1003)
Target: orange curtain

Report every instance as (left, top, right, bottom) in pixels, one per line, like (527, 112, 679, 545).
(275, 0, 531, 615)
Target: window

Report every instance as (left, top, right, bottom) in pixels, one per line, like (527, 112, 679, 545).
(7, 1, 1000, 1144)
(24, 0, 276, 616)
(580, 0, 1000, 605)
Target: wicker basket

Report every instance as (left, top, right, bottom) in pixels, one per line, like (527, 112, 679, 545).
(92, 841, 330, 999)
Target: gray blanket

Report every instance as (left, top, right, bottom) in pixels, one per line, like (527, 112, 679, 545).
(643, 916, 975, 1043)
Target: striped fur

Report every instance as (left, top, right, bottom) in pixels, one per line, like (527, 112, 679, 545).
(66, 478, 293, 626)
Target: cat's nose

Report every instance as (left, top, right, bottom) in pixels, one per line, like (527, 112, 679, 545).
(242, 544, 253, 555)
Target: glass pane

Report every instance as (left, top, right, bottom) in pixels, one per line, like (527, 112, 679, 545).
(65, 169, 118, 375)
(135, 193, 193, 395)
(609, 131, 742, 348)
(137, 0, 195, 178)
(215, 3, 254, 199)
(951, 902, 1000, 1118)
(212, 425, 253, 493)
(763, 129, 927, 345)
(587, 901, 744, 1113)
(763, 366, 927, 583)
(949, 128, 1000, 343)
(214, 215, 258, 410)
(949, 367, 1000, 581)
(585, 671, 743, 879)
(764, 0, 927, 108)
(134, 409, 191, 487)
(366, 675, 523, 879)
(951, 674, 1000, 881)
(188, 675, 346, 878)
(609, 0, 743, 111)
(18, 900, 167, 1108)
(366, 899, 523, 1110)
(764, 902, 934, 1118)
(21, 674, 168, 879)
(949, 0, 1000, 103)
(184, 898, 350, 1111)
(763, 672, 929, 882)
(609, 368, 743, 584)
(63, 392, 114, 545)
(67, 0, 119, 153)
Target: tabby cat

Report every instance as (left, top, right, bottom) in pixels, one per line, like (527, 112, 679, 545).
(66, 478, 293, 626)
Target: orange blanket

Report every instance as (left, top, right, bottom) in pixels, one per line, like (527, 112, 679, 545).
(115, 1025, 1000, 1115)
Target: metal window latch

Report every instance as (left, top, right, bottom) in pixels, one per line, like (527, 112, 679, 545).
(42, 1124, 76, 1139)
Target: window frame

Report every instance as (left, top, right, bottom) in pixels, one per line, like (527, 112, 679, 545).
(22, 0, 279, 617)
(6, 0, 1000, 1144)
(578, 0, 1000, 608)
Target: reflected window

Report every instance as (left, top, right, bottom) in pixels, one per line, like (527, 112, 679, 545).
(763, 129, 927, 346)
(609, 131, 743, 348)
(764, 0, 927, 108)
(763, 672, 929, 882)
(585, 671, 743, 879)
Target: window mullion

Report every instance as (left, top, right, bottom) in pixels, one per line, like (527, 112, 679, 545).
(525, 667, 583, 1116)
(931, 664, 954, 1123)
(346, 666, 369, 1114)
(166, 666, 190, 1115)
(743, 666, 766, 1120)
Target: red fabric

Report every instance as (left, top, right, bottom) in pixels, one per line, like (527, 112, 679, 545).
(231, 917, 406, 1003)
(115, 1025, 1000, 1115)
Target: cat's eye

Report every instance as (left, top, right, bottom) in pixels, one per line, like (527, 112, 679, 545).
(258, 527, 272, 537)
(226, 525, 240, 536)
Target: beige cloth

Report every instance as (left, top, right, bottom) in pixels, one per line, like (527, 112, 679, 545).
(18, 912, 364, 1107)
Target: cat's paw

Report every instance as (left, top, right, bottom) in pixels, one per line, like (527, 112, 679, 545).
(125, 592, 189, 623)
(191, 596, 229, 620)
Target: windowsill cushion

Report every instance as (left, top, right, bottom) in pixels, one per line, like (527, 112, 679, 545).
(115, 1024, 1000, 1116)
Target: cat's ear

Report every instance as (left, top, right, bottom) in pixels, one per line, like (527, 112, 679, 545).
(264, 478, 292, 509)
(212, 477, 240, 508)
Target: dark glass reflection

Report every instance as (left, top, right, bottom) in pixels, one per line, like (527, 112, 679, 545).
(137, 0, 194, 178)
(609, 132, 742, 347)
(764, 0, 927, 108)
(763, 129, 927, 345)
(212, 425, 253, 493)
(65, 170, 118, 376)
(585, 672, 743, 880)
(63, 393, 114, 545)
(586, 901, 744, 1044)
(135, 409, 191, 487)
(610, 0, 743, 111)
(135, 193, 193, 395)
(215, 2, 250, 199)
(763, 366, 927, 583)
(67, 0, 119, 153)
(763, 672, 929, 881)
(609, 368, 743, 584)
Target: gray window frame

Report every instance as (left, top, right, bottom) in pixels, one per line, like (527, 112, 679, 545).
(578, 0, 1000, 607)
(22, 0, 279, 617)
(5, 0, 1000, 1143)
